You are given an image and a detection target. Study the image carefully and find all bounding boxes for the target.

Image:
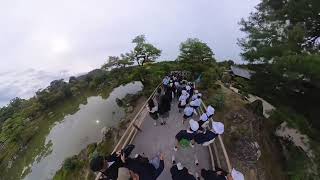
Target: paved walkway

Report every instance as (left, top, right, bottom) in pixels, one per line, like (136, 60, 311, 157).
(131, 99, 211, 180)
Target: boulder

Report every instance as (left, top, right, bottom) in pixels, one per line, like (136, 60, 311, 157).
(116, 98, 124, 107)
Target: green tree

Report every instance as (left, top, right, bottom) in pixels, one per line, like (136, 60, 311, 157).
(238, 0, 320, 63)
(177, 38, 215, 63)
(130, 35, 161, 66)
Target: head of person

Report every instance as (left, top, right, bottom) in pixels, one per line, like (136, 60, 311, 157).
(197, 93, 202, 99)
(90, 156, 108, 172)
(212, 121, 224, 135)
(189, 119, 199, 132)
(148, 99, 155, 108)
(117, 167, 139, 180)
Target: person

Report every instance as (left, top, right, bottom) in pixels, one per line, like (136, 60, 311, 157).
(191, 90, 199, 101)
(194, 128, 218, 145)
(154, 88, 162, 105)
(183, 105, 196, 124)
(189, 94, 202, 111)
(158, 92, 171, 125)
(201, 168, 228, 180)
(178, 90, 189, 112)
(126, 153, 165, 180)
(201, 168, 244, 180)
(206, 105, 215, 119)
(170, 162, 197, 180)
(198, 113, 209, 128)
(174, 119, 199, 151)
(90, 145, 135, 180)
(147, 99, 159, 126)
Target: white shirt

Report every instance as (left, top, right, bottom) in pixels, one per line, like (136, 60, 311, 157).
(179, 94, 188, 102)
(184, 107, 194, 116)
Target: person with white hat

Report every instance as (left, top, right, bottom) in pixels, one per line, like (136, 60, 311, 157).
(183, 105, 196, 124)
(206, 105, 215, 119)
(189, 94, 202, 111)
(198, 113, 209, 128)
(178, 90, 189, 112)
(212, 121, 224, 135)
(170, 162, 196, 180)
(174, 119, 199, 151)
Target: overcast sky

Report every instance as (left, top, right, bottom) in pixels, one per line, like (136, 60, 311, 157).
(0, 0, 259, 106)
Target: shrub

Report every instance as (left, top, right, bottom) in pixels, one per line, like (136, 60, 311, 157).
(207, 90, 225, 110)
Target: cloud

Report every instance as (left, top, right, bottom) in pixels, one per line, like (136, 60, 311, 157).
(0, 69, 71, 106)
(0, 0, 260, 106)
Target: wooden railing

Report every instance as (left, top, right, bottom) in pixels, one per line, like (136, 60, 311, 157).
(95, 84, 160, 180)
(199, 102, 232, 172)
(95, 81, 232, 179)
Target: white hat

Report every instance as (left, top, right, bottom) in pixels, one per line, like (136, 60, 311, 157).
(200, 113, 208, 122)
(206, 105, 215, 116)
(212, 121, 224, 134)
(176, 162, 183, 170)
(231, 168, 244, 180)
(198, 93, 202, 97)
(194, 90, 199, 94)
(189, 119, 199, 131)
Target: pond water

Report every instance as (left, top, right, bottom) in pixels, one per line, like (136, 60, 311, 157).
(6, 81, 143, 180)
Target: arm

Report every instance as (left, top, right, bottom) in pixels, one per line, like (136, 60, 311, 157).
(154, 160, 164, 178)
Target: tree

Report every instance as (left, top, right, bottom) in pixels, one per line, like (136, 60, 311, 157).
(238, 0, 320, 63)
(117, 53, 134, 68)
(177, 38, 215, 63)
(101, 56, 119, 70)
(130, 35, 161, 66)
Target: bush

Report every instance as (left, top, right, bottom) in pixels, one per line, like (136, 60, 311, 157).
(207, 90, 225, 110)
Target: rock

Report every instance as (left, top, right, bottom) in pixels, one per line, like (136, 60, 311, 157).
(7, 160, 12, 168)
(126, 106, 134, 113)
(247, 100, 264, 116)
(116, 98, 124, 107)
(101, 127, 113, 139)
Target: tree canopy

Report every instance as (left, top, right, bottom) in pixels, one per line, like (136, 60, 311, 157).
(177, 38, 215, 63)
(238, 0, 319, 63)
(130, 35, 161, 66)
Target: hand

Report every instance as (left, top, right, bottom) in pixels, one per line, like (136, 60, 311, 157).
(227, 174, 233, 180)
(120, 153, 125, 163)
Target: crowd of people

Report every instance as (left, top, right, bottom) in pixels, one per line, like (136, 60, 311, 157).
(90, 72, 244, 180)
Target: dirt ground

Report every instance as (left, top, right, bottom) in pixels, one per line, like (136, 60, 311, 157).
(211, 83, 287, 180)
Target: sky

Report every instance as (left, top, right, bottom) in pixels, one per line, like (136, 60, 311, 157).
(0, 0, 259, 106)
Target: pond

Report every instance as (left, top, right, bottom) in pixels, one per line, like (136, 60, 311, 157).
(4, 81, 143, 180)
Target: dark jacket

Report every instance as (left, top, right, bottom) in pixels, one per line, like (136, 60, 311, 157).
(158, 94, 171, 115)
(201, 169, 227, 180)
(194, 131, 218, 144)
(126, 158, 164, 180)
(101, 153, 124, 180)
(175, 130, 197, 141)
(170, 165, 196, 180)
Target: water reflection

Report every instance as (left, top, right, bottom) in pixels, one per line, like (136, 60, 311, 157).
(22, 81, 143, 180)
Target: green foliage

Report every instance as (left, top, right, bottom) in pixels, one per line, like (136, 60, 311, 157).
(207, 90, 225, 110)
(177, 38, 215, 63)
(238, 0, 319, 63)
(130, 35, 161, 66)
